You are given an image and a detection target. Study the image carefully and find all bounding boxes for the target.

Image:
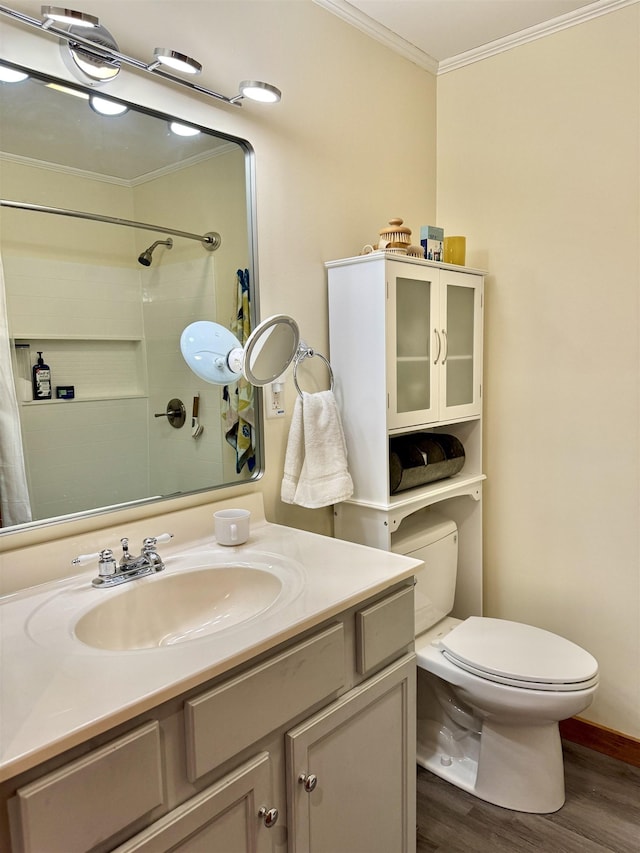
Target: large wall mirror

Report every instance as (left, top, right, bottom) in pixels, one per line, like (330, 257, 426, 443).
(0, 60, 262, 536)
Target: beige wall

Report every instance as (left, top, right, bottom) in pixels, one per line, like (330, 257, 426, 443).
(437, 5, 640, 737)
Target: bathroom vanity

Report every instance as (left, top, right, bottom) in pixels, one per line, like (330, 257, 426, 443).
(0, 495, 420, 852)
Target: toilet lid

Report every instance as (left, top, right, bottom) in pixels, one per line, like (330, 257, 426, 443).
(440, 617, 599, 691)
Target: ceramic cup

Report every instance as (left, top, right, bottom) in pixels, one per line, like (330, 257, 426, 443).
(214, 508, 251, 546)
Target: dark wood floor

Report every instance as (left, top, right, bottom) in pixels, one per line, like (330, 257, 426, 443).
(416, 741, 640, 852)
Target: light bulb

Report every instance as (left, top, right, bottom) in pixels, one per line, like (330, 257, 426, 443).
(41, 6, 99, 28)
(90, 96, 128, 116)
(152, 49, 201, 75)
(239, 81, 281, 103)
(169, 121, 200, 137)
(0, 65, 28, 83)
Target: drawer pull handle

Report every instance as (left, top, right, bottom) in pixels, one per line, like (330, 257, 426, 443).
(258, 806, 279, 828)
(299, 772, 318, 793)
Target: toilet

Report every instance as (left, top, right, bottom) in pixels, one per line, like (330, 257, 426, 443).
(392, 511, 598, 814)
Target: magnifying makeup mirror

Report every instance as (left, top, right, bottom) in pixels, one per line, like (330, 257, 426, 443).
(180, 314, 301, 386)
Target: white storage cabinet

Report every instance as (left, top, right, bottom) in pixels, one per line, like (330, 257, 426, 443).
(327, 253, 486, 618)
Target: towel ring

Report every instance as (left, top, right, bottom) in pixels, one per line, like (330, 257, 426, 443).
(293, 343, 335, 398)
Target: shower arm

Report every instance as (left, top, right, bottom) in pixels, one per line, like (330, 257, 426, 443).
(0, 199, 221, 250)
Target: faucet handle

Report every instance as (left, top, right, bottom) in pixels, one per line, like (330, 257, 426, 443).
(72, 548, 117, 579)
(72, 550, 101, 566)
(142, 533, 174, 550)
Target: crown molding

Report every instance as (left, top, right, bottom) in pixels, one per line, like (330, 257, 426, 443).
(438, 0, 639, 74)
(314, 0, 637, 76)
(0, 145, 234, 188)
(313, 0, 439, 74)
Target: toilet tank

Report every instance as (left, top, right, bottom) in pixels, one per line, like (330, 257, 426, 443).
(391, 510, 458, 635)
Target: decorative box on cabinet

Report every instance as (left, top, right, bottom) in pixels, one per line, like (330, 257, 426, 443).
(327, 253, 486, 619)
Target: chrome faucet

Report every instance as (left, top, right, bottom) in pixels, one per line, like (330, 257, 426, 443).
(72, 533, 174, 588)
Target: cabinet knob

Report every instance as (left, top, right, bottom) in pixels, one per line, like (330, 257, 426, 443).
(298, 772, 318, 793)
(258, 806, 279, 828)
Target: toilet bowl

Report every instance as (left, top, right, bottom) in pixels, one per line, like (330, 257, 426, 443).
(415, 615, 598, 812)
(392, 512, 599, 814)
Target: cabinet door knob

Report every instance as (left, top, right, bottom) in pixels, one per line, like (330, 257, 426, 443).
(258, 806, 279, 828)
(441, 328, 448, 364)
(298, 772, 318, 793)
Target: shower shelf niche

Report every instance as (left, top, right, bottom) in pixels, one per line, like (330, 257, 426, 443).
(13, 337, 146, 401)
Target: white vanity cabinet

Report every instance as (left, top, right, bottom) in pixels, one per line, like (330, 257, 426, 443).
(286, 655, 415, 853)
(2, 583, 416, 853)
(113, 751, 276, 853)
(327, 253, 486, 618)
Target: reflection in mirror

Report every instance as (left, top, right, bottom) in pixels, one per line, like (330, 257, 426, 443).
(243, 316, 300, 386)
(181, 314, 300, 387)
(0, 60, 261, 534)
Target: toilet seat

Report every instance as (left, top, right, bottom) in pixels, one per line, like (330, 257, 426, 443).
(438, 617, 599, 692)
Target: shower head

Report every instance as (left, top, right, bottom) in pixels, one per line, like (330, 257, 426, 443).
(138, 237, 173, 266)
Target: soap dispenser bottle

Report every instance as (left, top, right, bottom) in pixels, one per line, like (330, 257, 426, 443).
(32, 351, 52, 400)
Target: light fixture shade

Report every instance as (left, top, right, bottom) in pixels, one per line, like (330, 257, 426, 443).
(152, 49, 202, 75)
(41, 6, 99, 27)
(90, 95, 128, 116)
(61, 23, 120, 84)
(239, 80, 281, 103)
(0, 64, 29, 83)
(169, 121, 200, 137)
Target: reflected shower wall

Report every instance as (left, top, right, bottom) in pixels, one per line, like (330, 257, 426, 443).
(4, 254, 149, 519)
(1, 144, 249, 522)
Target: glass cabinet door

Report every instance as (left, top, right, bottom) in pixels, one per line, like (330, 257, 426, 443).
(387, 263, 483, 429)
(439, 270, 483, 420)
(387, 266, 439, 429)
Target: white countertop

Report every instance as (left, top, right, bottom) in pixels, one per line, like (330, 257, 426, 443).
(0, 518, 421, 782)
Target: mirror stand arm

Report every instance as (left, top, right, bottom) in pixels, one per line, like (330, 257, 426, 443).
(228, 348, 244, 374)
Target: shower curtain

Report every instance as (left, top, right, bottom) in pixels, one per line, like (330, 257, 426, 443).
(0, 253, 32, 526)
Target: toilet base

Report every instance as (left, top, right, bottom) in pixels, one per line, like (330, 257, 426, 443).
(417, 716, 566, 813)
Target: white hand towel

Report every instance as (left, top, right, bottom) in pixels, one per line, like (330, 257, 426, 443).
(281, 390, 354, 509)
(281, 394, 305, 505)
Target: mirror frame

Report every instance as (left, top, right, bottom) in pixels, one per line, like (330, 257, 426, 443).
(0, 59, 265, 539)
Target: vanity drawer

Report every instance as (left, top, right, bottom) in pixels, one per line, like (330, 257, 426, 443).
(356, 584, 415, 676)
(185, 623, 345, 781)
(10, 721, 163, 853)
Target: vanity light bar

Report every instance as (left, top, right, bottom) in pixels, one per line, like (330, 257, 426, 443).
(0, 4, 281, 106)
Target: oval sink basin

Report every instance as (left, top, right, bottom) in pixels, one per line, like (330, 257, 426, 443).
(74, 565, 289, 651)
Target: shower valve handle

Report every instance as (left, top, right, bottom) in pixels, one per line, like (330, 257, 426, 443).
(153, 398, 186, 428)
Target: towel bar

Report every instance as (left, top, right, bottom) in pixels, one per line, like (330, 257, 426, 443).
(293, 343, 335, 397)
